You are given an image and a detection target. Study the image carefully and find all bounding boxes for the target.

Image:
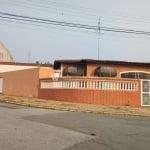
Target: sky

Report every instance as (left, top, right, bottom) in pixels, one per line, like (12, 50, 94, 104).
(0, 0, 150, 64)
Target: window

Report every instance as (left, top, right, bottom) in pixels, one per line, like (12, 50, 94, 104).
(121, 72, 150, 80)
(63, 65, 85, 76)
(94, 66, 117, 77)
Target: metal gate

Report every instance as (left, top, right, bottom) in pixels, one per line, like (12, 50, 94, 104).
(141, 80, 150, 106)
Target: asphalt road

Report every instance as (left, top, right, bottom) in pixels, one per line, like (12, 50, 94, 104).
(0, 102, 150, 150)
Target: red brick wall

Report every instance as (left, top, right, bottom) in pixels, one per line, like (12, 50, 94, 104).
(39, 79, 141, 106)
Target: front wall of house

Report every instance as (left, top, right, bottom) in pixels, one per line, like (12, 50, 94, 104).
(61, 63, 150, 78)
(86, 63, 150, 78)
(0, 68, 40, 97)
(86, 63, 99, 77)
(39, 67, 54, 79)
(54, 62, 149, 106)
(115, 65, 150, 78)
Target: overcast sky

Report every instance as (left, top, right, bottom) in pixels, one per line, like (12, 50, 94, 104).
(0, 0, 150, 63)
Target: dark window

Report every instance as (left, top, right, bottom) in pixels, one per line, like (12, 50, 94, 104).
(121, 72, 150, 79)
(94, 66, 117, 77)
(139, 73, 150, 79)
(63, 65, 85, 76)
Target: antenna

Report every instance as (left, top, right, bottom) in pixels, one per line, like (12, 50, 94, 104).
(28, 49, 31, 63)
(98, 17, 100, 60)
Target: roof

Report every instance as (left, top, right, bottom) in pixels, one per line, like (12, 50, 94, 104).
(54, 59, 150, 69)
(0, 61, 53, 67)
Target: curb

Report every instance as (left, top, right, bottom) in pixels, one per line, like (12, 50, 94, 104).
(0, 95, 150, 117)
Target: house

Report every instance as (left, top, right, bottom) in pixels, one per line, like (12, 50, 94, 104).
(54, 59, 150, 78)
(39, 59, 150, 106)
(0, 59, 149, 107)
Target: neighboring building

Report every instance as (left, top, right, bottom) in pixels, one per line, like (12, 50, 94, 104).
(0, 62, 54, 97)
(0, 42, 14, 62)
(39, 59, 150, 106)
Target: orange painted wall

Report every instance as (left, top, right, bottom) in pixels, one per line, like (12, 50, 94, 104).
(62, 62, 150, 78)
(0, 68, 40, 97)
(86, 63, 150, 78)
(39, 67, 54, 79)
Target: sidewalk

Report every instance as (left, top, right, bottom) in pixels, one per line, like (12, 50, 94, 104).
(0, 94, 150, 117)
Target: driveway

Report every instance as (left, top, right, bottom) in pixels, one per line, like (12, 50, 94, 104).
(0, 102, 150, 150)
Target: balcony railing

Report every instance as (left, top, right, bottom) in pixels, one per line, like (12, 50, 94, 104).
(41, 79, 137, 91)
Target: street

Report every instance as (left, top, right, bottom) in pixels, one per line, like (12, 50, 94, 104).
(0, 102, 150, 150)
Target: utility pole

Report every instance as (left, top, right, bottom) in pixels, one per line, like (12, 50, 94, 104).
(28, 49, 31, 63)
(98, 17, 100, 60)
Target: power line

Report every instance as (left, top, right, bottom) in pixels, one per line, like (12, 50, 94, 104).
(0, 18, 98, 39)
(1, 11, 150, 37)
(0, 12, 97, 30)
(4, 0, 150, 26)
(98, 18, 100, 60)
(13, 0, 150, 23)
(3, 0, 150, 35)
(3, 0, 99, 22)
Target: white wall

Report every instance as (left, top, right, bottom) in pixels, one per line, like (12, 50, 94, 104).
(0, 65, 38, 73)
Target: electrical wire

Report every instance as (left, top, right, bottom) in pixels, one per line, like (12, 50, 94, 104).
(4, 0, 150, 27)
(0, 15, 97, 37)
(0, 11, 97, 30)
(1, 11, 150, 37)
(6, 0, 150, 26)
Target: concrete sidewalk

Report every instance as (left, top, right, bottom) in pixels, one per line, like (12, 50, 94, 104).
(0, 94, 150, 117)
